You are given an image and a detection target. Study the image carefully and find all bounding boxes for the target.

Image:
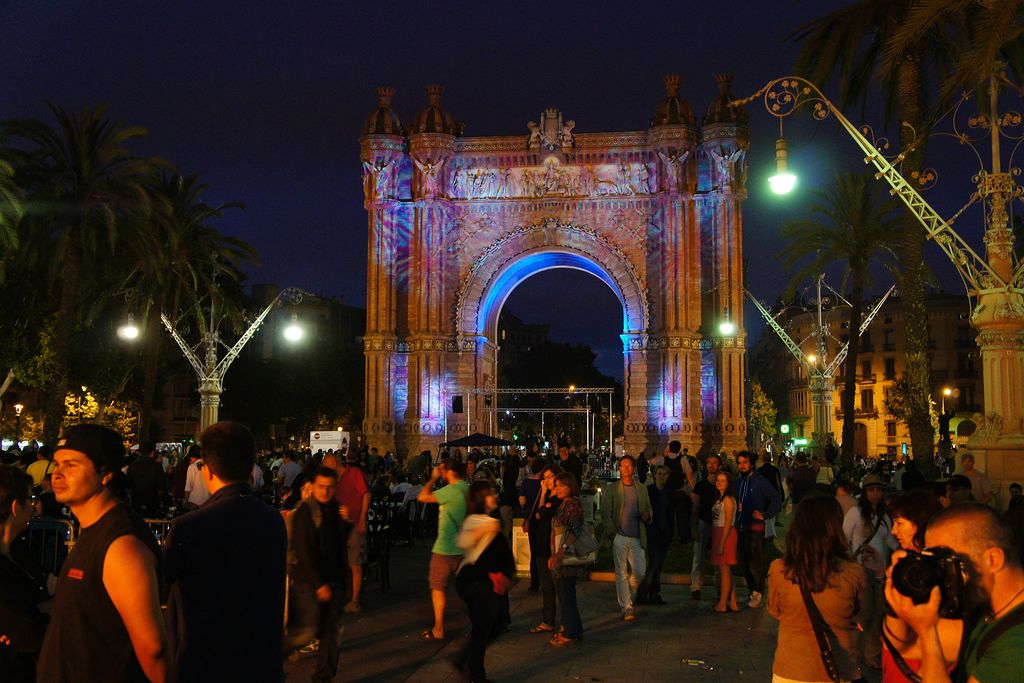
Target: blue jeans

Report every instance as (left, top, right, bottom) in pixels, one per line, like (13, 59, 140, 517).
(555, 576, 582, 639)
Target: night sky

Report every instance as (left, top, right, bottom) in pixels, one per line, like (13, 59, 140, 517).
(3, 1, 979, 380)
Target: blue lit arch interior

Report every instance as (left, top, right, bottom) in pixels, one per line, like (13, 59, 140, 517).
(478, 249, 628, 342)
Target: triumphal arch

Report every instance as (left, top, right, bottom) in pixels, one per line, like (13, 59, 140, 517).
(360, 75, 748, 457)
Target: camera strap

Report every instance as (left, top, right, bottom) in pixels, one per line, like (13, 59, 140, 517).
(881, 627, 922, 683)
(799, 583, 842, 683)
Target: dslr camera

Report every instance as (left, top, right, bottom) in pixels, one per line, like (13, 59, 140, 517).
(891, 547, 969, 618)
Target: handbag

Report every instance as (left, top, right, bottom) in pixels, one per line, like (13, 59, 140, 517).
(554, 524, 598, 566)
(799, 583, 842, 683)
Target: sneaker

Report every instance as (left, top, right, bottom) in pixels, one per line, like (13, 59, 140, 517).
(690, 590, 701, 601)
(297, 638, 320, 654)
(343, 601, 362, 614)
(747, 591, 763, 609)
(623, 609, 636, 622)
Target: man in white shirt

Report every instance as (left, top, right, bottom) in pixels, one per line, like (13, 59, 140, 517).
(185, 458, 211, 508)
(277, 452, 303, 491)
(959, 452, 993, 505)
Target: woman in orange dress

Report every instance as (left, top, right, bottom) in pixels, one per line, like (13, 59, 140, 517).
(710, 471, 739, 613)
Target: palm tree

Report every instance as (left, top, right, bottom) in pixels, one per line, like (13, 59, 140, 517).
(883, 0, 1024, 107)
(788, 3, 953, 471)
(0, 104, 163, 442)
(779, 174, 899, 467)
(0, 157, 22, 263)
(792, 0, 1024, 472)
(126, 172, 254, 441)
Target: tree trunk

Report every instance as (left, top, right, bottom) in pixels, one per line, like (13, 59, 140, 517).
(42, 230, 81, 444)
(841, 275, 865, 468)
(139, 293, 166, 443)
(896, 55, 937, 475)
(0, 368, 13, 399)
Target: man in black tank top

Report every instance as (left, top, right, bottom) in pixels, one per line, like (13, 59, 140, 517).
(37, 424, 168, 683)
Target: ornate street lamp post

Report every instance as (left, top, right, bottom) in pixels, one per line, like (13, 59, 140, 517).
(734, 74, 1024, 483)
(161, 287, 310, 434)
(13, 403, 23, 443)
(747, 275, 894, 453)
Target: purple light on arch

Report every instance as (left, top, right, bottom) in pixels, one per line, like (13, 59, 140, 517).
(479, 250, 631, 338)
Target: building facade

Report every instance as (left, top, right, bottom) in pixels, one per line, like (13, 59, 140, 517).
(780, 293, 983, 458)
(360, 76, 750, 456)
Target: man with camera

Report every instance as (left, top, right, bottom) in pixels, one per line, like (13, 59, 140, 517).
(886, 503, 1024, 682)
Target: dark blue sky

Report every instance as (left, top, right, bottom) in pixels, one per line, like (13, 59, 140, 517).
(3, 1, 981, 381)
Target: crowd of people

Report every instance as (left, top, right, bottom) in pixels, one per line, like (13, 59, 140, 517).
(3, 425, 1024, 683)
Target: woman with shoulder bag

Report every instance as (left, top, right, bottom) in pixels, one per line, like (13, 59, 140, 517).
(454, 481, 516, 683)
(843, 475, 897, 671)
(768, 495, 867, 683)
(548, 471, 585, 647)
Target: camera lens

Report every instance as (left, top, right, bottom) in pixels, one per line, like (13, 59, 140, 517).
(892, 554, 943, 604)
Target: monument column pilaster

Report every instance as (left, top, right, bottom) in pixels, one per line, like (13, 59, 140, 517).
(406, 129, 456, 456)
(700, 77, 749, 454)
(359, 133, 405, 453)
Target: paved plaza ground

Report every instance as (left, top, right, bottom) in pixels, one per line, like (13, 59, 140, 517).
(286, 541, 883, 683)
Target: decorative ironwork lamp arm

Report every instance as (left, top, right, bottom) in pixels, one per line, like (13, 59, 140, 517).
(211, 287, 309, 380)
(160, 313, 208, 379)
(744, 289, 816, 372)
(732, 77, 1006, 293)
(824, 284, 896, 377)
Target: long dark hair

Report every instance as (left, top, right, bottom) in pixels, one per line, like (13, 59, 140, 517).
(466, 480, 495, 515)
(783, 495, 849, 592)
(858, 486, 888, 524)
(555, 471, 580, 497)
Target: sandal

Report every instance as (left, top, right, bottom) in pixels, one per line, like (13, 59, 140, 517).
(421, 629, 444, 641)
(549, 633, 577, 647)
(529, 623, 554, 633)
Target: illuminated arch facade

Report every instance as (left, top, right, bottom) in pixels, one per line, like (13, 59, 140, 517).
(360, 76, 749, 456)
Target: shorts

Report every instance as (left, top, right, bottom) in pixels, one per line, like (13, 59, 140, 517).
(348, 530, 366, 565)
(429, 553, 462, 591)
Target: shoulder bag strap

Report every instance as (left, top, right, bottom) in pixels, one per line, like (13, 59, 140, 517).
(854, 514, 885, 557)
(522, 481, 543, 532)
(799, 583, 842, 683)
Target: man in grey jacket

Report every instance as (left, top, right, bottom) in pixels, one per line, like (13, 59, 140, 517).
(601, 455, 652, 621)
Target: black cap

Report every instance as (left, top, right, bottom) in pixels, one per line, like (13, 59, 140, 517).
(56, 424, 126, 473)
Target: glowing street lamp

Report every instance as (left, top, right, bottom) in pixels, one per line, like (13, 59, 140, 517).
(768, 137, 797, 195)
(942, 387, 953, 414)
(718, 319, 737, 336)
(13, 403, 23, 443)
(117, 314, 140, 341)
(282, 313, 304, 342)
(806, 354, 817, 364)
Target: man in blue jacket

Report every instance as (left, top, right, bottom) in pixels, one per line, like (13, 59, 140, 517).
(734, 450, 781, 609)
(164, 422, 288, 683)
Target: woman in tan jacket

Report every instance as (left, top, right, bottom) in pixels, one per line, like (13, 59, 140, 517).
(768, 495, 867, 683)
